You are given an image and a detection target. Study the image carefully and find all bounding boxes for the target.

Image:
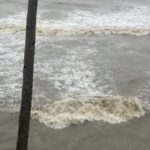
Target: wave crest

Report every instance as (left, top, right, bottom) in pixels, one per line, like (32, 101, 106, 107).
(32, 96, 145, 129)
(0, 22, 150, 36)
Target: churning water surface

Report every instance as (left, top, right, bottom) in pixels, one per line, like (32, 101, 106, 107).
(0, 0, 150, 128)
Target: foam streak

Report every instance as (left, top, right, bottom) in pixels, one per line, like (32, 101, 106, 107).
(0, 23, 150, 36)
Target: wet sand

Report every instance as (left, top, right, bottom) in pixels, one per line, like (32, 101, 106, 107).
(0, 111, 150, 150)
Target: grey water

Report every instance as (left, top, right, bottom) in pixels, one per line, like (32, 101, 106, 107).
(0, 0, 150, 110)
(1, 0, 150, 150)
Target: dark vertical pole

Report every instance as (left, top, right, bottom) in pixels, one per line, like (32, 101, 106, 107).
(16, 0, 38, 150)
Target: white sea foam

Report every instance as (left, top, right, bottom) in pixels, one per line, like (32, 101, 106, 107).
(0, 4, 150, 36)
(0, 32, 116, 108)
(32, 96, 145, 129)
(0, 23, 150, 36)
(0, 33, 24, 108)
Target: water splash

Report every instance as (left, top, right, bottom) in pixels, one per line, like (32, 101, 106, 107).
(32, 96, 145, 129)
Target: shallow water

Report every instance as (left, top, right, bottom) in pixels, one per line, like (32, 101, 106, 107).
(0, 0, 150, 123)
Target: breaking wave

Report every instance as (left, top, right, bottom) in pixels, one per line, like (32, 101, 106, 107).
(32, 96, 145, 129)
(0, 23, 150, 36)
(1, 3, 150, 36)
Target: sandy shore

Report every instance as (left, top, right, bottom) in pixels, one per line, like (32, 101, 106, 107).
(0, 111, 150, 150)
